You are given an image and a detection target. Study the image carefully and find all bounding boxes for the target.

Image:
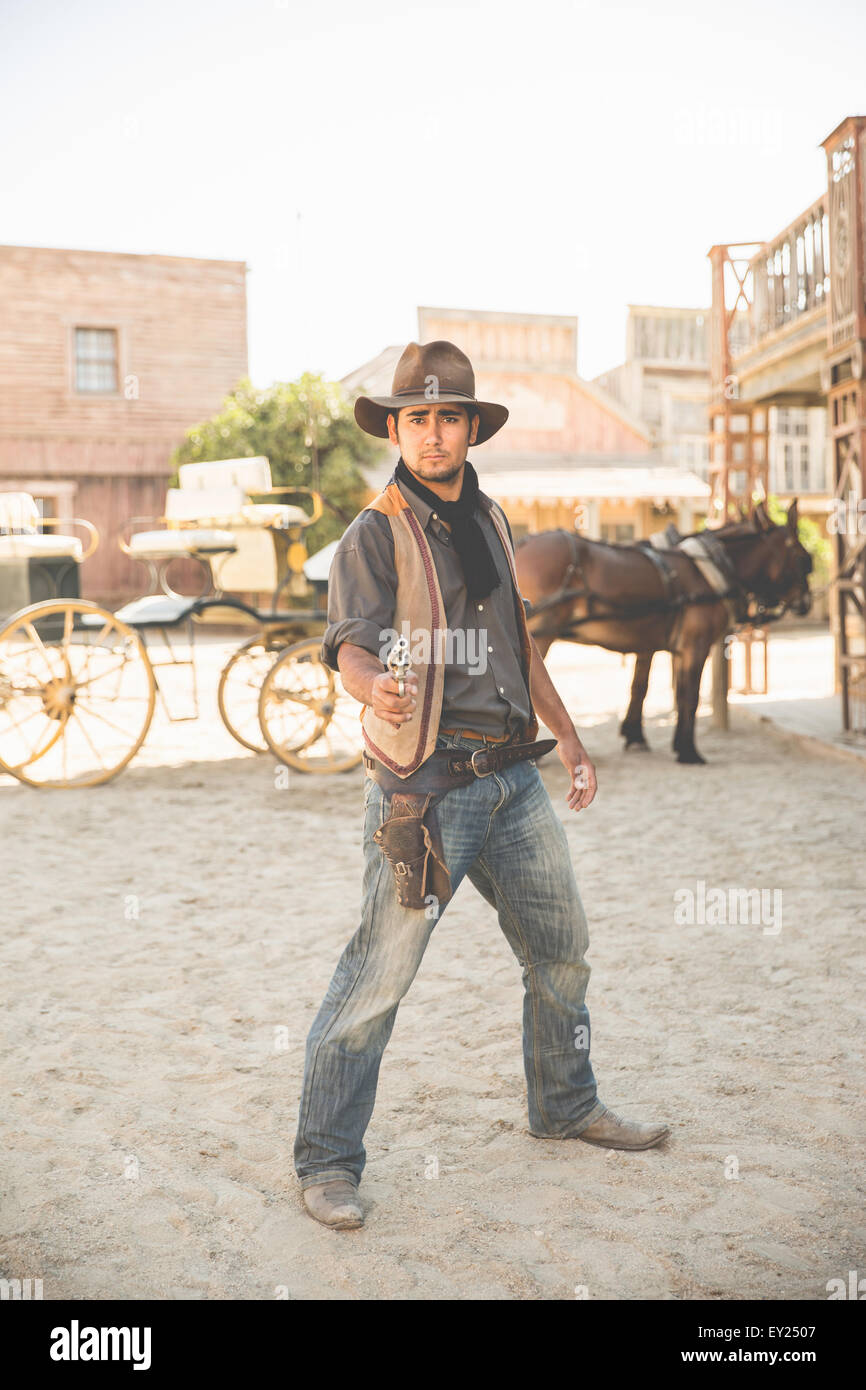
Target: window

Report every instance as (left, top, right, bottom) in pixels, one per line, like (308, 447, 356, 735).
(643, 382, 662, 425)
(0, 483, 75, 533)
(600, 523, 636, 544)
(783, 443, 794, 491)
(74, 327, 118, 393)
(775, 406, 808, 437)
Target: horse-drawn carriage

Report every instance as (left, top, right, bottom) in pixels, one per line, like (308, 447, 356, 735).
(0, 458, 361, 787)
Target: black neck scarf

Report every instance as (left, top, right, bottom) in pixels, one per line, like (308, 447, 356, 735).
(394, 456, 501, 600)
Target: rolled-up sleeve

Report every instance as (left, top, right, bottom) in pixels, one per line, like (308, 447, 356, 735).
(320, 514, 397, 672)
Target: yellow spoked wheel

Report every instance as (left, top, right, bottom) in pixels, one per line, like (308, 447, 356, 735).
(0, 600, 156, 788)
(258, 636, 363, 774)
(218, 633, 294, 753)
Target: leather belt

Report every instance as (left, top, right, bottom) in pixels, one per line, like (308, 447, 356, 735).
(438, 726, 513, 744)
(363, 738, 558, 793)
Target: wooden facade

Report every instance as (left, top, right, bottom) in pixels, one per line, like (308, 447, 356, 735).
(344, 308, 713, 547)
(708, 114, 866, 734)
(0, 245, 248, 604)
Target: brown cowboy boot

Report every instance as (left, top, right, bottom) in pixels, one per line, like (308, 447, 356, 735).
(302, 1179, 364, 1229)
(575, 1107, 670, 1150)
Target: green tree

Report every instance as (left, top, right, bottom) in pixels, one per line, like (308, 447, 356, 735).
(170, 373, 386, 550)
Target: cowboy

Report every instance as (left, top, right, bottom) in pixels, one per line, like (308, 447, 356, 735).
(294, 341, 670, 1229)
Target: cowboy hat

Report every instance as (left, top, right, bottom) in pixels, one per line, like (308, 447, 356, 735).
(353, 340, 509, 445)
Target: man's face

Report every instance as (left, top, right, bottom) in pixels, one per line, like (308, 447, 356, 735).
(386, 403, 479, 483)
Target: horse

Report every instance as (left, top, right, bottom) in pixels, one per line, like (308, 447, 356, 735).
(515, 499, 813, 764)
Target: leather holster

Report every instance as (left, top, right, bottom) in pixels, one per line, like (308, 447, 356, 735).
(372, 790, 452, 912)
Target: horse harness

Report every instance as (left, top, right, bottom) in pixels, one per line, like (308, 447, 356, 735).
(529, 528, 752, 649)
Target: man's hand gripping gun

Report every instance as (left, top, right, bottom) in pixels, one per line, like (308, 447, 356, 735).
(387, 634, 412, 698)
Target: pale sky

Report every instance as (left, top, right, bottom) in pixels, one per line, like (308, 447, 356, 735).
(2, 0, 864, 388)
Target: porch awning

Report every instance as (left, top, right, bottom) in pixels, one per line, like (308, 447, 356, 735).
(479, 466, 711, 506)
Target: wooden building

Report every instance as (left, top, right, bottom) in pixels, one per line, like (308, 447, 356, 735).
(0, 245, 248, 604)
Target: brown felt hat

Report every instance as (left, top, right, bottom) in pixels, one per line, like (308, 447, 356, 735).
(353, 340, 509, 445)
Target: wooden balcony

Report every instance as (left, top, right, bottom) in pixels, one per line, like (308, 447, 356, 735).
(727, 196, 830, 403)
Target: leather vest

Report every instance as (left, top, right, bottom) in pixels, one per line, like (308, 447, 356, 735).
(359, 479, 538, 777)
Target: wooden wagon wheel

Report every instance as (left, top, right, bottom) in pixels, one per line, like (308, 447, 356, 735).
(217, 629, 325, 754)
(0, 600, 156, 788)
(257, 636, 362, 774)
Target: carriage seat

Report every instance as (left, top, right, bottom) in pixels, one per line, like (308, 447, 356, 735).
(179, 457, 273, 493)
(127, 460, 311, 561)
(177, 458, 309, 529)
(126, 486, 240, 559)
(125, 458, 314, 595)
(0, 492, 84, 559)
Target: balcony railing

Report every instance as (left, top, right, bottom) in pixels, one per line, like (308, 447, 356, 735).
(731, 195, 830, 358)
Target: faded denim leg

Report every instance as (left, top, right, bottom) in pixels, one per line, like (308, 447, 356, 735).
(293, 757, 506, 1190)
(465, 756, 606, 1138)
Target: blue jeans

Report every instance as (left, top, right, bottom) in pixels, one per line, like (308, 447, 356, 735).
(293, 731, 606, 1190)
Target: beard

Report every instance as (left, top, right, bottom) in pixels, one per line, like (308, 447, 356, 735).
(406, 455, 465, 484)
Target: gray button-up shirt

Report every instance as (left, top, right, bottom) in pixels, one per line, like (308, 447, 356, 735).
(321, 468, 532, 738)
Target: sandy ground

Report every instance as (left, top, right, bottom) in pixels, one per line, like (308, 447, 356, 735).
(2, 630, 864, 1301)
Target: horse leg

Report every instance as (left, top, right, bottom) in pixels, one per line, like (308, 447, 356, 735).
(673, 642, 711, 764)
(620, 652, 653, 750)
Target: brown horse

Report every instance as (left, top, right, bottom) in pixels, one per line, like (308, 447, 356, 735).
(515, 499, 813, 763)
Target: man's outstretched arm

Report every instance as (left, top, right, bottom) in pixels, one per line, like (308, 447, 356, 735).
(337, 643, 418, 728)
(527, 634, 597, 812)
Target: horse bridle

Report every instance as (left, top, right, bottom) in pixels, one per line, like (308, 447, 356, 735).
(717, 528, 812, 626)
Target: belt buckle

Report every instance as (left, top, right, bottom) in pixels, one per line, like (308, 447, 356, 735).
(470, 746, 495, 777)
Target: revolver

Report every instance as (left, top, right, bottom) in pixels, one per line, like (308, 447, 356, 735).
(386, 635, 412, 698)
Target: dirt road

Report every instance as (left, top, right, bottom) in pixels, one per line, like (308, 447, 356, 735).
(2, 637, 864, 1299)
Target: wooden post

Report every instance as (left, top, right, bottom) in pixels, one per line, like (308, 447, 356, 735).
(821, 115, 866, 736)
(711, 638, 729, 728)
